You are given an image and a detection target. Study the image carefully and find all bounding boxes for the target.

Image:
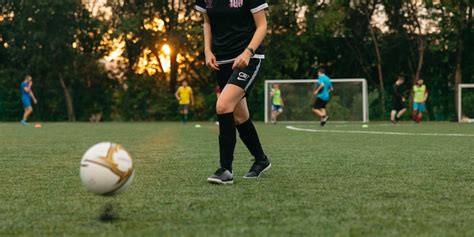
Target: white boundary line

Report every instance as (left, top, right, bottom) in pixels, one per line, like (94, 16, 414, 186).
(286, 125, 474, 137)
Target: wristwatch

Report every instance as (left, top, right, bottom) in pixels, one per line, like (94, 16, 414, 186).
(246, 47, 255, 56)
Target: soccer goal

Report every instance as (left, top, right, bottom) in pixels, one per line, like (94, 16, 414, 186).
(458, 83, 474, 122)
(264, 79, 369, 123)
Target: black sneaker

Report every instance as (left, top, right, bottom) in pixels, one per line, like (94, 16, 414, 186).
(244, 160, 272, 178)
(207, 168, 233, 184)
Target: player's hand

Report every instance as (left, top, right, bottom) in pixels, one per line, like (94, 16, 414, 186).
(33, 99, 38, 104)
(205, 51, 219, 71)
(232, 50, 251, 70)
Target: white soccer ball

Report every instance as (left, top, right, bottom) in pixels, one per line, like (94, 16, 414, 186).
(80, 142, 134, 195)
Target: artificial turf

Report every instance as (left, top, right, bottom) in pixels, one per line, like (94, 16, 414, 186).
(0, 122, 473, 236)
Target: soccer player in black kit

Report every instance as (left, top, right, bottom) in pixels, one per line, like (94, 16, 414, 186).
(195, 0, 271, 184)
(390, 75, 407, 124)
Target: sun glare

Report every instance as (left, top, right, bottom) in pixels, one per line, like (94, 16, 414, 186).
(162, 44, 171, 56)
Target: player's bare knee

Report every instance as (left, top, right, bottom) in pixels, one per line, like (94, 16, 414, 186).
(216, 103, 232, 114)
(233, 113, 249, 125)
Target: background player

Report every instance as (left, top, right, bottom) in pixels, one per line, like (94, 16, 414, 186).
(390, 75, 407, 124)
(20, 75, 38, 126)
(412, 78, 428, 123)
(312, 68, 333, 126)
(175, 80, 194, 123)
(270, 83, 284, 124)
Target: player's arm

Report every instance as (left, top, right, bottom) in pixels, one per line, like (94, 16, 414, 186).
(233, 10, 267, 69)
(23, 83, 31, 93)
(30, 90, 38, 104)
(174, 89, 180, 101)
(313, 83, 324, 95)
(203, 14, 219, 71)
(423, 88, 429, 103)
(190, 90, 195, 106)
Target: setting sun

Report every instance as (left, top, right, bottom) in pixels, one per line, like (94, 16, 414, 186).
(161, 44, 171, 56)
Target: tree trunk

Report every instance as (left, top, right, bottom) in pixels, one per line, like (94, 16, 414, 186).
(454, 4, 467, 119)
(59, 76, 76, 122)
(169, 49, 179, 91)
(414, 38, 424, 83)
(369, 25, 385, 113)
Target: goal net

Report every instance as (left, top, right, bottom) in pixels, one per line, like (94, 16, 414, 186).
(458, 84, 474, 122)
(264, 79, 369, 123)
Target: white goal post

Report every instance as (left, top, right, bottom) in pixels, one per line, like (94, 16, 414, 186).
(458, 83, 474, 122)
(264, 79, 369, 123)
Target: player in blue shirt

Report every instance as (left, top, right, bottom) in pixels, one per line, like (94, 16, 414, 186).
(312, 68, 333, 126)
(20, 75, 38, 126)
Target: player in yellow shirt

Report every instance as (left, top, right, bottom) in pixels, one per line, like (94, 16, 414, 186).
(175, 80, 194, 123)
(412, 78, 428, 123)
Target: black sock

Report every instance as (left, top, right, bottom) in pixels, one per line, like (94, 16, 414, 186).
(236, 119, 267, 163)
(218, 112, 236, 172)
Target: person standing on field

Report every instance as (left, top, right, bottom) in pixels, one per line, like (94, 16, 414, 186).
(20, 75, 38, 126)
(412, 78, 428, 123)
(196, 0, 271, 184)
(270, 83, 284, 124)
(390, 75, 407, 124)
(175, 80, 194, 123)
(312, 68, 333, 126)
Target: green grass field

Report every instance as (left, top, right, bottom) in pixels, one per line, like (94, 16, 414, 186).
(0, 122, 473, 236)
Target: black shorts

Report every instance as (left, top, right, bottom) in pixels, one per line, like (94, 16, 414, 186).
(392, 99, 406, 111)
(313, 98, 328, 109)
(215, 58, 263, 95)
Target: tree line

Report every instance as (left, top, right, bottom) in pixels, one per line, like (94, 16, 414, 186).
(0, 0, 473, 121)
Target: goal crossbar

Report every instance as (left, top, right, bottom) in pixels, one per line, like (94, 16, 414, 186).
(264, 79, 369, 123)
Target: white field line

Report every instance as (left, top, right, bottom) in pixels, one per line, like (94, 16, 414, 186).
(286, 126, 474, 137)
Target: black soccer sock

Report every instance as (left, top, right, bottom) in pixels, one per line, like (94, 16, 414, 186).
(184, 114, 188, 122)
(218, 112, 236, 172)
(236, 119, 267, 163)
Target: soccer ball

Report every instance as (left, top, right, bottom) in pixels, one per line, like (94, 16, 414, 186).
(80, 142, 134, 195)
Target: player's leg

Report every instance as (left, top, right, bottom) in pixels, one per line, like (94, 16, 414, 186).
(312, 108, 323, 117)
(271, 106, 277, 123)
(183, 105, 189, 123)
(207, 84, 243, 184)
(412, 102, 419, 121)
(397, 108, 406, 120)
(312, 99, 325, 120)
(22, 107, 30, 125)
(275, 107, 283, 122)
(178, 105, 184, 122)
(390, 110, 397, 123)
(234, 98, 270, 178)
(416, 103, 425, 123)
(320, 103, 329, 126)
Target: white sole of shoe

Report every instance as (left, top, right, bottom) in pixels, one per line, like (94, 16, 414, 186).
(243, 163, 272, 179)
(207, 178, 233, 185)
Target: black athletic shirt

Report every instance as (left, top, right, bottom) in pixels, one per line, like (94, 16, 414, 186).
(195, 0, 268, 63)
(392, 83, 402, 101)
